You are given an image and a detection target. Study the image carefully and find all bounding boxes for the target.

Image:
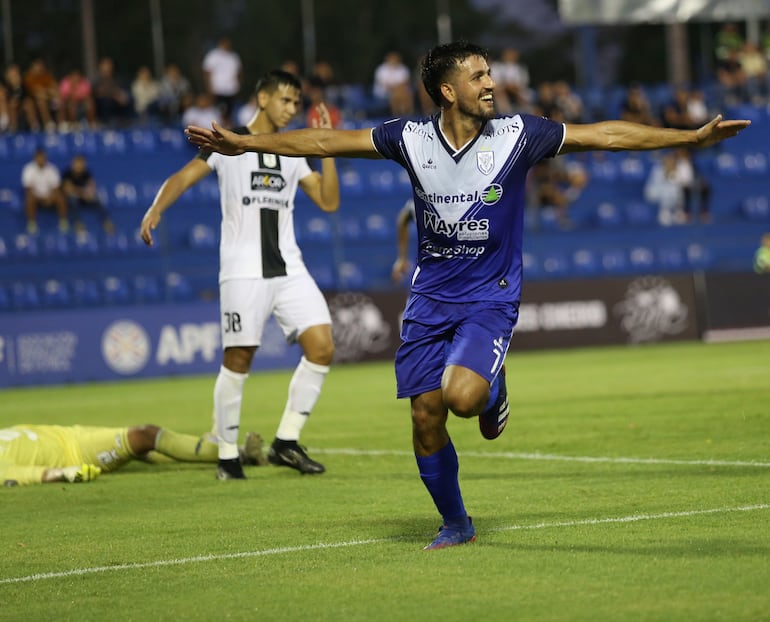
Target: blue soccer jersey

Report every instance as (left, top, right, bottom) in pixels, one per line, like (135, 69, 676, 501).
(372, 114, 565, 304)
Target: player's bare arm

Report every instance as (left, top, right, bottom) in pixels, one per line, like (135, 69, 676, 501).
(560, 115, 751, 154)
(186, 121, 381, 159)
(140, 158, 211, 246)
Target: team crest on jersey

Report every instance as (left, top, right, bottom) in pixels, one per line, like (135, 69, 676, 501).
(259, 153, 280, 170)
(476, 150, 494, 175)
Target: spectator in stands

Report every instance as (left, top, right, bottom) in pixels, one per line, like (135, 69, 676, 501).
(672, 148, 711, 224)
(373, 50, 414, 117)
(21, 148, 68, 234)
(2, 63, 37, 132)
(644, 151, 686, 226)
(157, 62, 192, 125)
(662, 86, 703, 130)
(716, 48, 748, 105)
(58, 67, 96, 131)
(23, 58, 59, 132)
(685, 88, 710, 126)
(753, 232, 770, 273)
(619, 82, 660, 126)
(131, 66, 161, 123)
(202, 36, 243, 126)
(62, 154, 115, 235)
(235, 92, 257, 126)
(762, 24, 770, 64)
(526, 156, 588, 229)
(533, 81, 563, 121)
(309, 60, 342, 109)
(392, 198, 416, 284)
(739, 42, 768, 103)
(305, 76, 341, 129)
(91, 57, 131, 127)
(553, 80, 584, 123)
(181, 92, 222, 129)
(489, 47, 532, 114)
(715, 22, 745, 62)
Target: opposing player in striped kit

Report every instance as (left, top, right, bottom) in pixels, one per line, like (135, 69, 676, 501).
(142, 70, 340, 478)
(185, 42, 750, 547)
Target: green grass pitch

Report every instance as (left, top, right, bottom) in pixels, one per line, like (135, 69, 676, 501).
(1, 340, 769, 621)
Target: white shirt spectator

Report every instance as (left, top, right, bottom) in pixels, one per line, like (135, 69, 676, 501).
(182, 93, 223, 128)
(202, 39, 242, 97)
(373, 52, 411, 100)
(22, 159, 61, 200)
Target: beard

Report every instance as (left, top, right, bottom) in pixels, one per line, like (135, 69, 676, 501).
(457, 96, 496, 122)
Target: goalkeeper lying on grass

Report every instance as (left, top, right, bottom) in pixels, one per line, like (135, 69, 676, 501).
(0, 424, 268, 486)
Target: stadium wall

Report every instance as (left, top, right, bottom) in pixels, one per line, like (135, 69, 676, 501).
(1, 272, 767, 388)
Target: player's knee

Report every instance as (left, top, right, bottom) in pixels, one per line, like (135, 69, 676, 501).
(443, 385, 485, 419)
(128, 424, 160, 454)
(304, 339, 334, 366)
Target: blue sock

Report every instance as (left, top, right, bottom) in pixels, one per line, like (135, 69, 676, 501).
(416, 440, 468, 525)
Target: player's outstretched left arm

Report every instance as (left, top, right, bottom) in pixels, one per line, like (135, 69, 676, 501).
(561, 115, 751, 154)
(186, 121, 381, 159)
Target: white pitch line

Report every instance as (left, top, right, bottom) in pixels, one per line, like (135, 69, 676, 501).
(1, 504, 768, 586)
(313, 447, 770, 468)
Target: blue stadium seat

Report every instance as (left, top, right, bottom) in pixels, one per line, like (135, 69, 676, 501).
(714, 152, 740, 178)
(165, 271, 194, 301)
(337, 261, 365, 289)
(538, 207, 561, 231)
(0, 187, 22, 212)
(0, 136, 10, 159)
(742, 152, 768, 176)
(572, 248, 600, 276)
(618, 155, 648, 182)
(309, 264, 335, 290)
(68, 131, 98, 155)
(368, 169, 397, 194)
(40, 232, 71, 258)
(41, 278, 71, 308)
(41, 132, 69, 157)
(522, 251, 541, 280)
(541, 252, 570, 278)
(339, 168, 365, 197)
(628, 246, 656, 272)
(13, 234, 39, 259)
(100, 130, 127, 154)
(71, 278, 101, 306)
(129, 129, 157, 153)
(11, 134, 38, 160)
(101, 231, 130, 255)
(11, 282, 41, 310)
(157, 128, 187, 152)
(72, 231, 100, 256)
(196, 178, 220, 201)
(340, 217, 363, 241)
(303, 216, 333, 242)
(657, 246, 686, 271)
(133, 275, 162, 303)
(741, 195, 770, 221)
(103, 276, 131, 305)
(601, 248, 629, 274)
(189, 223, 218, 249)
(0, 236, 8, 260)
(624, 201, 656, 227)
(363, 213, 393, 240)
(595, 202, 623, 228)
(112, 182, 139, 207)
(0, 284, 10, 311)
(686, 243, 714, 270)
(588, 154, 619, 182)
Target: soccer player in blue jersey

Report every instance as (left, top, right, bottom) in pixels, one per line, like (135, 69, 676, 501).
(185, 41, 751, 549)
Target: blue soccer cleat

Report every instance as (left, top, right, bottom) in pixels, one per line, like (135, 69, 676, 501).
(423, 517, 476, 550)
(479, 365, 509, 440)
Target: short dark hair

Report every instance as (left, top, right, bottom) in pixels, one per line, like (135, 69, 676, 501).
(254, 69, 302, 96)
(420, 41, 488, 107)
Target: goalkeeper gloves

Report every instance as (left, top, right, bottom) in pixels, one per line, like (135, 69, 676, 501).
(62, 463, 102, 483)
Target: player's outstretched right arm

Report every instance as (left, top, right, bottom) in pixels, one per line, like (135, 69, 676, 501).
(140, 158, 212, 246)
(186, 121, 381, 159)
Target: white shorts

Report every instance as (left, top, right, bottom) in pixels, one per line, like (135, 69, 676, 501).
(219, 272, 331, 349)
